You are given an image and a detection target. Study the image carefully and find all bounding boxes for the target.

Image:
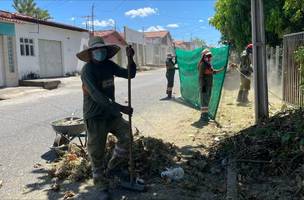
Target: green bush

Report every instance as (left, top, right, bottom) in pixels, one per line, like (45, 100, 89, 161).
(294, 46, 304, 92)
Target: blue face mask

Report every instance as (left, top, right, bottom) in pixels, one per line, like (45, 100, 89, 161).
(92, 48, 107, 62)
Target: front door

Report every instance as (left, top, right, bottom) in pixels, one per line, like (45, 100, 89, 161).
(0, 36, 18, 87)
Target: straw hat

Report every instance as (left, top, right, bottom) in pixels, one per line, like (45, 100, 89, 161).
(201, 48, 212, 57)
(76, 36, 120, 62)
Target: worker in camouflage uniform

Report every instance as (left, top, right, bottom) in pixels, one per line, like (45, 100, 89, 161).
(237, 44, 253, 104)
(77, 36, 136, 200)
(198, 49, 224, 123)
(164, 53, 178, 99)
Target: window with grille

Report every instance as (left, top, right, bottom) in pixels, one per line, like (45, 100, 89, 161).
(7, 37, 15, 73)
(20, 38, 34, 56)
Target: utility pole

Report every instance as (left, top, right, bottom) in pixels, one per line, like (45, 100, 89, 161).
(251, 0, 269, 122)
(91, 3, 95, 33)
(81, 16, 91, 30)
(142, 26, 145, 66)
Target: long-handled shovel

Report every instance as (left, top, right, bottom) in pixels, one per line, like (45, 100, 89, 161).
(120, 45, 145, 192)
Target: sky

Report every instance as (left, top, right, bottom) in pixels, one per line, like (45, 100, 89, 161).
(0, 0, 221, 46)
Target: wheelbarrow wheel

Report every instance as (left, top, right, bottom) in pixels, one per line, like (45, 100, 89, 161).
(53, 134, 69, 147)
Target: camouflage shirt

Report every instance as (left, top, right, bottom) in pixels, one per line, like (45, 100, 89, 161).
(240, 50, 253, 76)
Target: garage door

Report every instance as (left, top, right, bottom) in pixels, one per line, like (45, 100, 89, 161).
(38, 39, 63, 78)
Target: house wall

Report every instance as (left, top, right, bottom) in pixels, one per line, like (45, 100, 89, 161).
(0, 36, 4, 86)
(111, 45, 127, 67)
(14, 22, 89, 79)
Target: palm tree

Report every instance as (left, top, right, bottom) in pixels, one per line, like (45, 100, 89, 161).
(12, 0, 51, 20)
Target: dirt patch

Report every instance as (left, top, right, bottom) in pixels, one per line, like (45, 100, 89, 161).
(211, 109, 304, 200)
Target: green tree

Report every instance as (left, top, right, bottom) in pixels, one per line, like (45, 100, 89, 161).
(13, 0, 51, 20)
(210, 0, 304, 51)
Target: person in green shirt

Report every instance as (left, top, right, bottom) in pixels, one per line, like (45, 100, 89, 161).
(77, 36, 136, 200)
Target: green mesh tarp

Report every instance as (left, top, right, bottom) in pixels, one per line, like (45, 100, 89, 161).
(176, 46, 230, 119)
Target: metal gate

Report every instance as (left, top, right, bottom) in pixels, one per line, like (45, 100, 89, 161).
(282, 32, 304, 107)
(38, 39, 63, 78)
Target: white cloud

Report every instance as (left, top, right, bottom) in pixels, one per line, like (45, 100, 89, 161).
(166, 24, 179, 28)
(125, 7, 158, 18)
(199, 19, 204, 23)
(83, 19, 115, 27)
(145, 25, 166, 32)
(70, 17, 75, 21)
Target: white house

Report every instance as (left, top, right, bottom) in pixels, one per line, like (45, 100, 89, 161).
(144, 31, 174, 66)
(0, 10, 89, 87)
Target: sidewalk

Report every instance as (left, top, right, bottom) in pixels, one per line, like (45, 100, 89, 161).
(0, 67, 161, 101)
(0, 76, 79, 100)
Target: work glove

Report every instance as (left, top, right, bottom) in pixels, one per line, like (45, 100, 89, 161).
(119, 105, 133, 115)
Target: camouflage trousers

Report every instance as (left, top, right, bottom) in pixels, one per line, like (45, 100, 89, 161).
(85, 116, 130, 188)
(237, 75, 251, 103)
(240, 74, 251, 91)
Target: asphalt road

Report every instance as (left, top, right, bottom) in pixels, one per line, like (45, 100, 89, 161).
(0, 68, 180, 199)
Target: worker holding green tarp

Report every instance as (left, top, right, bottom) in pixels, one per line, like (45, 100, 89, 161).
(198, 49, 225, 123)
(175, 46, 230, 122)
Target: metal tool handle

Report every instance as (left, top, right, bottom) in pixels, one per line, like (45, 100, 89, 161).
(127, 45, 135, 184)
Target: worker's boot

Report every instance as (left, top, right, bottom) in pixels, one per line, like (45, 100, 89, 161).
(161, 90, 172, 100)
(106, 156, 129, 181)
(167, 90, 172, 99)
(93, 173, 111, 200)
(200, 112, 209, 123)
(237, 90, 243, 103)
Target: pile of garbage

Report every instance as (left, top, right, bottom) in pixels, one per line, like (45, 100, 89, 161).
(211, 108, 304, 199)
(48, 133, 207, 181)
(47, 130, 220, 197)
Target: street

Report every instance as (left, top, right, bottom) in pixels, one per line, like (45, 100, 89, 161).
(0, 68, 284, 200)
(0, 68, 180, 199)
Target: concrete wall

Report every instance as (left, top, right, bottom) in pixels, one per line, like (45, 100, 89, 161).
(14, 22, 89, 79)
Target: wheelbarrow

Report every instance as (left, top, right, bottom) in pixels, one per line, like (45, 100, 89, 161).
(50, 117, 87, 152)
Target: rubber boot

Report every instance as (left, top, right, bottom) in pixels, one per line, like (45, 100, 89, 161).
(237, 90, 243, 102)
